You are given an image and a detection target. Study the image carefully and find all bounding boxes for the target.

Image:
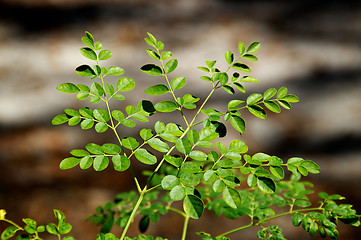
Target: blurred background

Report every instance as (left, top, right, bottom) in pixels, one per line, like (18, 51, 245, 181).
(0, 0, 360, 239)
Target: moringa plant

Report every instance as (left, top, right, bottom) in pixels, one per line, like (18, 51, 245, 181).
(1, 32, 360, 240)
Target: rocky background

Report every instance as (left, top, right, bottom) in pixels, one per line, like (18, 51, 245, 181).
(0, 0, 360, 239)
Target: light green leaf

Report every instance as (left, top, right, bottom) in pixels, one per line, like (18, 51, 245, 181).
(140, 128, 153, 140)
(164, 59, 178, 74)
(91, 82, 104, 96)
(239, 76, 259, 82)
(183, 194, 204, 219)
(147, 138, 170, 152)
(164, 155, 182, 168)
(146, 49, 160, 60)
(112, 155, 130, 171)
(93, 155, 109, 171)
(264, 100, 281, 113)
(122, 137, 139, 150)
(93, 108, 110, 122)
(170, 185, 185, 201)
(116, 77, 135, 91)
(104, 83, 115, 96)
(171, 77, 186, 90)
(277, 86, 288, 98)
(229, 140, 248, 153)
(248, 105, 266, 119)
(161, 175, 179, 190)
(282, 94, 299, 103)
(134, 148, 157, 165)
(230, 116, 246, 133)
(199, 127, 218, 141)
(80, 119, 94, 129)
(56, 83, 80, 94)
(52, 114, 69, 125)
(223, 187, 242, 209)
(102, 143, 121, 154)
(79, 107, 93, 118)
(263, 88, 277, 100)
(278, 100, 292, 109)
(257, 177, 276, 193)
(85, 143, 104, 154)
(238, 41, 246, 55)
(95, 122, 108, 133)
(106, 66, 124, 76)
(140, 64, 163, 75)
(111, 110, 124, 122)
(99, 50, 112, 60)
(175, 138, 192, 155)
(161, 51, 172, 60)
(247, 41, 260, 53)
(181, 162, 202, 173)
(60, 157, 80, 170)
(144, 84, 169, 95)
(189, 150, 207, 161)
(270, 166, 285, 179)
(70, 149, 89, 157)
(246, 93, 263, 105)
(242, 54, 258, 61)
(155, 101, 178, 112)
(79, 156, 92, 169)
(227, 100, 244, 110)
(300, 160, 320, 174)
(247, 174, 257, 187)
(80, 47, 97, 60)
(225, 51, 234, 64)
(179, 172, 200, 186)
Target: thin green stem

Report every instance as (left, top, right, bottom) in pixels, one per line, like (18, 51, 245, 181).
(181, 215, 190, 240)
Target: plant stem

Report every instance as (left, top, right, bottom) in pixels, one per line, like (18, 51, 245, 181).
(120, 186, 147, 240)
(216, 206, 323, 238)
(181, 215, 190, 240)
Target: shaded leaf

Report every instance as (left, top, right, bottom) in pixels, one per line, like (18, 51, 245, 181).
(141, 64, 163, 75)
(183, 195, 204, 219)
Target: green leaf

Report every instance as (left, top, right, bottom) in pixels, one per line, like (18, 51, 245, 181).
(112, 155, 130, 171)
(80, 119, 94, 129)
(264, 100, 281, 113)
(232, 63, 251, 72)
(223, 187, 242, 209)
(197, 66, 210, 72)
(170, 185, 185, 201)
(225, 51, 234, 64)
(145, 84, 169, 95)
(175, 138, 192, 155)
(146, 49, 160, 60)
(222, 85, 235, 94)
(141, 64, 163, 75)
(94, 42, 102, 51)
(102, 143, 121, 155)
(247, 41, 260, 53)
(91, 82, 104, 96)
(164, 155, 182, 168)
(300, 160, 320, 174)
(104, 83, 115, 96)
(93, 108, 110, 122)
(1, 226, 20, 240)
(75, 65, 96, 77)
(227, 100, 244, 110)
(60, 157, 80, 170)
(230, 116, 246, 133)
(147, 138, 170, 152)
(263, 88, 277, 100)
(242, 54, 258, 61)
(79, 156, 92, 169)
(282, 94, 299, 103)
(161, 175, 179, 190)
(164, 59, 178, 74)
(154, 121, 165, 134)
(161, 51, 172, 60)
(70, 149, 89, 157)
(233, 82, 245, 93)
(181, 162, 202, 173)
(122, 137, 139, 150)
(93, 155, 109, 171)
(155, 101, 178, 112)
(246, 93, 263, 105)
(116, 77, 135, 91)
(171, 77, 186, 90)
(239, 76, 259, 82)
(189, 150, 207, 161)
(183, 195, 204, 219)
(139, 216, 149, 233)
(179, 172, 200, 186)
(270, 166, 285, 179)
(248, 105, 266, 119)
(199, 127, 218, 141)
(99, 50, 112, 60)
(82, 36, 94, 49)
(112, 110, 124, 122)
(238, 41, 246, 55)
(106, 66, 124, 76)
(229, 140, 248, 153)
(79, 107, 93, 118)
(56, 83, 80, 94)
(257, 177, 276, 193)
(95, 122, 108, 133)
(247, 174, 257, 187)
(134, 148, 157, 165)
(292, 212, 304, 226)
(52, 114, 69, 125)
(86, 143, 104, 154)
(277, 87, 288, 98)
(140, 129, 153, 141)
(80, 47, 97, 60)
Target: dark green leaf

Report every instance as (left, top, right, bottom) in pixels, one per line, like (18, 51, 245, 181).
(222, 85, 235, 94)
(232, 63, 251, 72)
(144, 84, 169, 95)
(141, 64, 163, 75)
(183, 195, 204, 219)
(146, 49, 160, 60)
(80, 47, 97, 60)
(139, 216, 149, 233)
(75, 64, 96, 77)
(257, 177, 276, 193)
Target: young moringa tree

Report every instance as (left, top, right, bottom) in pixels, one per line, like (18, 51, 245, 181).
(1, 32, 359, 240)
